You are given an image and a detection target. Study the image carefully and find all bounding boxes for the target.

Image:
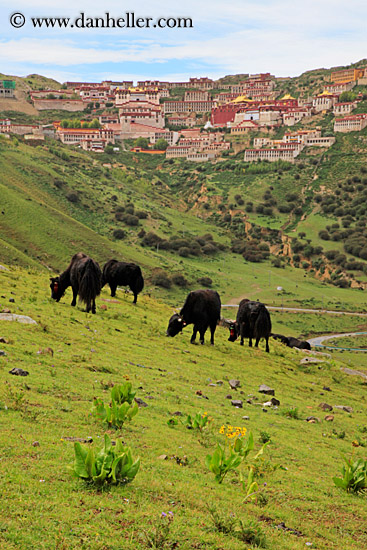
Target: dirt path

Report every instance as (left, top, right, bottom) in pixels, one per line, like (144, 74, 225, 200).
(307, 331, 367, 351)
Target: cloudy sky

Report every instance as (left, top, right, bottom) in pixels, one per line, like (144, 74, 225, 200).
(1, 0, 366, 83)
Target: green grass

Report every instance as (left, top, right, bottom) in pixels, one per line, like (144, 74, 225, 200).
(270, 311, 367, 338)
(0, 266, 367, 549)
(327, 335, 367, 350)
(0, 129, 367, 311)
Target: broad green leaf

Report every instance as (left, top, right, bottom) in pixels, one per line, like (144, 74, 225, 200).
(125, 458, 140, 480)
(85, 449, 96, 478)
(333, 477, 347, 488)
(93, 467, 108, 486)
(254, 441, 270, 460)
(73, 442, 89, 479)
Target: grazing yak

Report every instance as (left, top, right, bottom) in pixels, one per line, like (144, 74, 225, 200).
(271, 334, 311, 350)
(228, 299, 271, 352)
(50, 252, 102, 314)
(102, 259, 144, 304)
(166, 289, 221, 345)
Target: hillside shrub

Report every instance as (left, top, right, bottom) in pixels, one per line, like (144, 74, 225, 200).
(271, 257, 282, 268)
(202, 243, 218, 255)
(123, 214, 139, 226)
(112, 229, 126, 240)
(197, 276, 212, 287)
(334, 278, 350, 288)
(135, 210, 148, 219)
(325, 250, 338, 260)
(142, 232, 162, 247)
(319, 230, 330, 240)
(172, 274, 188, 287)
(66, 192, 79, 203)
(178, 247, 190, 257)
(151, 271, 172, 288)
(54, 179, 65, 189)
(303, 245, 314, 257)
(292, 240, 304, 253)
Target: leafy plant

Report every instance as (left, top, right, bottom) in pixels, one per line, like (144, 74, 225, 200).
(184, 411, 211, 432)
(205, 442, 243, 484)
(282, 407, 301, 419)
(73, 434, 140, 486)
(167, 417, 179, 427)
(91, 382, 139, 429)
(333, 455, 367, 494)
(241, 466, 259, 503)
(206, 427, 256, 483)
(259, 431, 271, 444)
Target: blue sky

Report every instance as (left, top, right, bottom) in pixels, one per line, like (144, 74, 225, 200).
(1, 0, 366, 83)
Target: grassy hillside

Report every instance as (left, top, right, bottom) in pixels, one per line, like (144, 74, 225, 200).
(1, 135, 367, 313)
(0, 266, 366, 550)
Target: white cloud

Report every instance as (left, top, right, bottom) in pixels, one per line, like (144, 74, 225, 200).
(1, 0, 366, 79)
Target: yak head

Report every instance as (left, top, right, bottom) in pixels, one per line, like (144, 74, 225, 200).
(50, 277, 63, 302)
(228, 322, 239, 342)
(166, 313, 187, 337)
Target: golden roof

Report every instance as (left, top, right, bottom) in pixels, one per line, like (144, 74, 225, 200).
(231, 95, 252, 104)
(280, 93, 295, 100)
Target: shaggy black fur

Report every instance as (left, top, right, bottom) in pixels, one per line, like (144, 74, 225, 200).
(228, 299, 272, 352)
(271, 333, 311, 350)
(50, 252, 102, 314)
(102, 259, 144, 304)
(166, 289, 221, 345)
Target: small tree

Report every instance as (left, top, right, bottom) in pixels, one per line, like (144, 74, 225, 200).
(154, 138, 169, 150)
(90, 118, 100, 128)
(134, 137, 149, 149)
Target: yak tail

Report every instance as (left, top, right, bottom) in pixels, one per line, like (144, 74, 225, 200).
(255, 306, 272, 338)
(79, 259, 102, 308)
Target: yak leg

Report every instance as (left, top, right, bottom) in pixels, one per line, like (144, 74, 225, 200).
(199, 328, 206, 345)
(240, 323, 245, 345)
(255, 337, 260, 348)
(248, 337, 253, 347)
(92, 298, 96, 314)
(265, 336, 269, 353)
(209, 324, 216, 345)
(190, 327, 198, 344)
(110, 283, 117, 297)
(133, 291, 138, 304)
(71, 286, 78, 307)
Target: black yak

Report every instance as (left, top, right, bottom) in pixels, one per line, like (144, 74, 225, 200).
(271, 334, 311, 350)
(166, 289, 221, 345)
(228, 299, 272, 352)
(102, 259, 144, 304)
(50, 252, 102, 314)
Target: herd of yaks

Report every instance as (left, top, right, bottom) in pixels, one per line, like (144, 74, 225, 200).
(50, 252, 311, 353)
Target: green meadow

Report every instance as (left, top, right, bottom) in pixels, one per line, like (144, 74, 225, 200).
(0, 266, 366, 550)
(1, 91, 367, 549)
